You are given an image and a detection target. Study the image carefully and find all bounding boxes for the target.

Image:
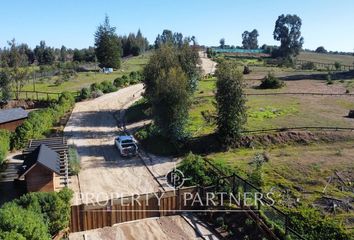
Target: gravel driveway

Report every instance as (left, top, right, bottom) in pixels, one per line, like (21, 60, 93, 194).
(65, 84, 162, 205)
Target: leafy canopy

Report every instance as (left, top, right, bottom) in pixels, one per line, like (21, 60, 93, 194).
(215, 61, 247, 146)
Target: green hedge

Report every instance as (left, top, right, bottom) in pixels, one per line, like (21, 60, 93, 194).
(11, 92, 75, 149)
(0, 188, 73, 238)
(0, 130, 10, 165)
(287, 207, 352, 240)
(79, 71, 142, 101)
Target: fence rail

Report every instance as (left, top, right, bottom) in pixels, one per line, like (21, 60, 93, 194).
(295, 59, 354, 71)
(246, 92, 354, 97)
(242, 126, 354, 134)
(6, 90, 79, 101)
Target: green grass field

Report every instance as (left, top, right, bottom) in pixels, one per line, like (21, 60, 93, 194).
(188, 71, 354, 137)
(21, 52, 151, 94)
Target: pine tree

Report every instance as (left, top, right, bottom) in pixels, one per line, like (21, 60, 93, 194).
(94, 15, 121, 68)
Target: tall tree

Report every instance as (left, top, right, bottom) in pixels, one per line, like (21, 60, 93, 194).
(242, 29, 259, 49)
(94, 15, 121, 68)
(143, 45, 193, 141)
(215, 61, 247, 146)
(1, 40, 29, 100)
(219, 38, 225, 49)
(315, 46, 327, 54)
(143, 46, 187, 141)
(273, 14, 304, 58)
(34, 41, 55, 65)
(154, 29, 175, 49)
(60, 45, 67, 62)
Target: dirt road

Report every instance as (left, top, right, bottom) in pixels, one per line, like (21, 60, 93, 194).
(199, 51, 216, 75)
(65, 84, 163, 205)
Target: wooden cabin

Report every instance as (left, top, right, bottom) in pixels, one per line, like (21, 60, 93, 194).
(19, 137, 69, 192)
(0, 108, 28, 131)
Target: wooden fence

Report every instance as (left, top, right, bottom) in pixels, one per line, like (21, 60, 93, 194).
(7, 90, 79, 101)
(70, 187, 198, 233)
(295, 59, 354, 71)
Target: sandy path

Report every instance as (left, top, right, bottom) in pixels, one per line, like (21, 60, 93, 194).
(69, 215, 219, 240)
(65, 84, 161, 205)
(199, 51, 217, 75)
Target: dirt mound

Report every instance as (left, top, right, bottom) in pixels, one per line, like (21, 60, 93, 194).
(188, 131, 354, 155)
(239, 131, 354, 147)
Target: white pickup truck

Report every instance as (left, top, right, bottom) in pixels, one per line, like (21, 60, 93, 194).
(115, 135, 138, 157)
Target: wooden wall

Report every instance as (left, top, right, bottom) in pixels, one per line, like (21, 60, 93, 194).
(26, 164, 55, 192)
(70, 187, 198, 233)
(0, 118, 26, 132)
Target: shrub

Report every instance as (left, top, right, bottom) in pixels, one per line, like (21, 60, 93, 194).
(100, 80, 117, 93)
(0, 202, 50, 239)
(243, 66, 251, 74)
(80, 87, 91, 100)
(113, 77, 124, 88)
(178, 153, 234, 186)
(259, 72, 284, 89)
(14, 188, 73, 236)
(91, 89, 103, 98)
(301, 62, 316, 70)
(287, 207, 351, 240)
(334, 61, 342, 71)
(0, 230, 26, 240)
(326, 72, 333, 85)
(0, 130, 10, 166)
(68, 146, 80, 175)
(90, 82, 102, 91)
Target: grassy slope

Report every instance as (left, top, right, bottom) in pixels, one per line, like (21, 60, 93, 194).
(298, 52, 354, 65)
(188, 72, 354, 137)
(21, 53, 151, 93)
(206, 141, 354, 227)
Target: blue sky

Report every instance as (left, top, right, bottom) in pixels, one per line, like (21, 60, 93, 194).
(0, 0, 353, 52)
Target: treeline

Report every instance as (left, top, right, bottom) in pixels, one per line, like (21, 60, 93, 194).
(120, 29, 149, 57)
(0, 21, 149, 68)
(213, 14, 305, 60)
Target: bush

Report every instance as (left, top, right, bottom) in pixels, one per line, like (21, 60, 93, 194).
(0, 202, 50, 239)
(14, 188, 73, 236)
(80, 87, 91, 100)
(334, 61, 342, 71)
(178, 153, 234, 186)
(287, 207, 352, 240)
(0, 130, 10, 165)
(68, 146, 80, 175)
(90, 82, 102, 91)
(259, 72, 284, 89)
(100, 80, 117, 93)
(91, 89, 103, 98)
(326, 72, 333, 85)
(301, 62, 316, 70)
(243, 66, 251, 74)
